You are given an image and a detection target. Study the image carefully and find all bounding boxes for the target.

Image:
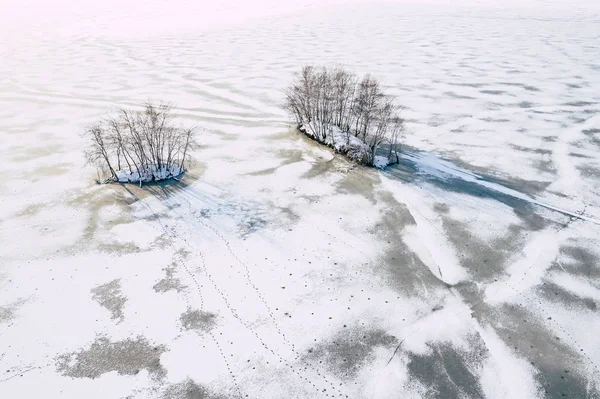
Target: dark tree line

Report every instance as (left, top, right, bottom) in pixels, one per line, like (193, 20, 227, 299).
(83, 103, 196, 184)
(284, 65, 404, 166)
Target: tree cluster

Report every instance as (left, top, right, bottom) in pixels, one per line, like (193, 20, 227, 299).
(83, 103, 196, 184)
(284, 65, 404, 166)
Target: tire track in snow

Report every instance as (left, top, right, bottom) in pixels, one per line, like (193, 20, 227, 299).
(378, 276, 599, 399)
(400, 150, 600, 226)
(189, 210, 297, 352)
(0, 363, 51, 384)
(12, 181, 345, 396)
(517, 289, 600, 377)
(549, 116, 592, 197)
(483, 227, 563, 305)
(171, 186, 350, 398)
(381, 176, 469, 286)
(189, 215, 351, 397)
(379, 223, 599, 391)
(132, 195, 245, 398)
(377, 177, 599, 393)
(483, 218, 600, 376)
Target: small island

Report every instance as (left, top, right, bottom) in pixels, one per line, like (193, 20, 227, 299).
(83, 103, 196, 185)
(284, 65, 404, 168)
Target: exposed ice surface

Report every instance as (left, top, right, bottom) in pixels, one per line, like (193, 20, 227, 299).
(1, 0, 599, 398)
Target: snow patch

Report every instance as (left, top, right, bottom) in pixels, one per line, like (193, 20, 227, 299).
(401, 295, 474, 355)
(546, 271, 600, 302)
(301, 123, 396, 167)
(114, 164, 183, 184)
(476, 324, 542, 399)
(373, 155, 390, 169)
(382, 176, 469, 285)
(109, 220, 163, 249)
(484, 228, 564, 305)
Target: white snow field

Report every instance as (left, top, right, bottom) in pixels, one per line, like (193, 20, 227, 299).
(1, 0, 600, 398)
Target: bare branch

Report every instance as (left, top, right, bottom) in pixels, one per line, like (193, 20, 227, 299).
(283, 65, 404, 166)
(82, 103, 198, 184)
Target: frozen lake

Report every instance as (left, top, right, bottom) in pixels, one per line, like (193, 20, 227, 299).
(1, 1, 599, 398)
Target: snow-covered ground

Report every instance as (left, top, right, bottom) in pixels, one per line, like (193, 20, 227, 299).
(114, 164, 184, 184)
(301, 123, 390, 167)
(1, 1, 600, 398)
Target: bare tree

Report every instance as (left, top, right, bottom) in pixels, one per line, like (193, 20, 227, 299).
(387, 115, 405, 164)
(83, 103, 197, 184)
(368, 98, 396, 162)
(83, 124, 117, 183)
(283, 65, 404, 167)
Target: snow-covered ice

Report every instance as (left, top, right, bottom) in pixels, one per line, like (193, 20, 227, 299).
(301, 123, 374, 165)
(1, 0, 599, 398)
(114, 164, 183, 184)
